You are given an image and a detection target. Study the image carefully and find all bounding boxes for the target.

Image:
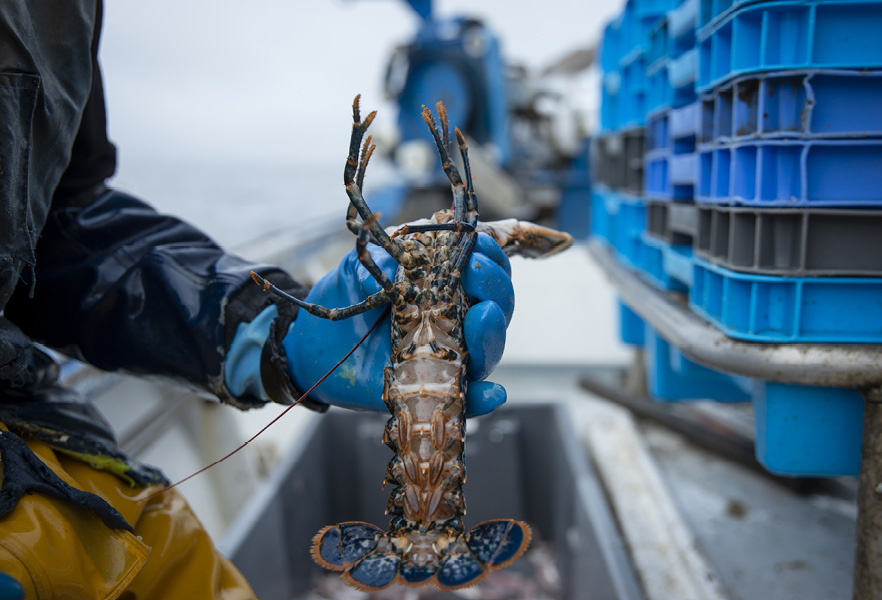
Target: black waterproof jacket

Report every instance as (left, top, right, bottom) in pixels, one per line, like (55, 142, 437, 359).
(0, 0, 313, 512)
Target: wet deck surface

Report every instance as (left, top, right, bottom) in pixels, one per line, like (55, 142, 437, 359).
(493, 361, 857, 600)
(647, 422, 856, 600)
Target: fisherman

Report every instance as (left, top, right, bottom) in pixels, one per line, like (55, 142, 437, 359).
(0, 2, 514, 598)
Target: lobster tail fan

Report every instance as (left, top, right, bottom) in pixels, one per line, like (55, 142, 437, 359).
(437, 550, 486, 589)
(435, 520, 532, 590)
(467, 520, 532, 568)
(400, 560, 440, 585)
(344, 548, 401, 590)
(311, 522, 384, 571)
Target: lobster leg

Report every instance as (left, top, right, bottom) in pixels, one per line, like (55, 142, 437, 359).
(455, 128, 479, 217)
(345, 132, 374, 237)
(476, 219, 573, 259)
(421, 104, 469, 223)
(355, 216, 396, 293)
(250, 271, 392, 321)
(420, 107, 479, 290)
(390, 222, 475, 236)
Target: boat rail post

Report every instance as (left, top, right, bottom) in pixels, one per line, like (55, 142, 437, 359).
(855, 385, 882, 600)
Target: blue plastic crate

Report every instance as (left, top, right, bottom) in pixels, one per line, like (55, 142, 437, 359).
(629, 319, 865, 476)
(697, 0, 882, 92)
(668, 0, 699, 57)
(754, 382, 864, 476)
(591, 188, 691, 290)
(647, 16, 670, 69)
(644, 149, 671, 199)
(669, 101, 701, 141)
(645, 151, 698, 201)
(631, 0, 682, 19)
(637, 233, 691, 290)
(698, 0, 774, 31)
(646, 111, 670, 151)
(611, 197, 648, 268)
(601, 16, 626, 73)
(667, 48, 700, 108)
(622, 54, 650, 95)
(669, 47, 699, 89)
(644, 325, 751, 401)
(641, 232, 693, 287)
(599, 71, 623, 132)
(619, 56, 650, 128)
(696, 139, 882, 207)
(590, 186, 648, 269)
(669, 153, 699, 188)
(690, 256, 882, 342)
(647, 63, 673, 113)
(600, 82, 620, 133)
(618, 299, 647, 345)
(622, 7, 668, 59)
(700, 69, 882, 143)
(621, 95, 648, 130)
(600, 98, 616, 133)
(590, 189, 614, 243)
(601, 59, 653, 131)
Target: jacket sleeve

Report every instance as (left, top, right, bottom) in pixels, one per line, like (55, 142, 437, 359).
(5, 187, 309, 409)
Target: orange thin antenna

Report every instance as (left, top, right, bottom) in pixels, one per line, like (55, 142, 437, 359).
(140, 307, 390, 502)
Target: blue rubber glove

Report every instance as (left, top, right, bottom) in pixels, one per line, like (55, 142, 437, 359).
(0, 573, 23, 600)
(281, 232, 513, 417)
(225, 304, 278, 402)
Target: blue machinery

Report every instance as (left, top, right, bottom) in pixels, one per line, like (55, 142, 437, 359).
(383, 0, 593, 237)
(388, 0, 510, 164)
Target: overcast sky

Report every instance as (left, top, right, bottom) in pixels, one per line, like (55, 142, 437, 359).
(99, 0, 623, 168)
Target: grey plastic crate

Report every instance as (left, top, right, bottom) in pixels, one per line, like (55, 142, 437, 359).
(220, 404, 644, 600)
(647, 200, 699, 245)
(696, 205, 882, 276)
(592, 129, 645, 195)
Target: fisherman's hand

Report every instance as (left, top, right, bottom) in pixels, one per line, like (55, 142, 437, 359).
(281, 233, 513, 416)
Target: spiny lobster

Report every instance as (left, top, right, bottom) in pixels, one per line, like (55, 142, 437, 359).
(254, 95, 572, 591)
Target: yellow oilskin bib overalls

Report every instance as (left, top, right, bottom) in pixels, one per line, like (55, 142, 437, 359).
(0, 425, 258, 600)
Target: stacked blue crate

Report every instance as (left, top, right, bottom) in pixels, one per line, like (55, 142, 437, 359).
(596, 0, 735, 408)
(599, 0, 678, 133)
(594, 0, 882, 477)
(694, 8, 882, 341)
(690, 1, 882, 474)
(594, 0, 670, 290)
(643, 0, 700, 299)
(632, 3, 697, 333)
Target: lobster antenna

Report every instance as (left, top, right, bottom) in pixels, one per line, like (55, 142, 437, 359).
(138, 307, 390, 502)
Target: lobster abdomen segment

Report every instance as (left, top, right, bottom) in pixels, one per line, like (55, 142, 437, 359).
(311, 519, 532, 591)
